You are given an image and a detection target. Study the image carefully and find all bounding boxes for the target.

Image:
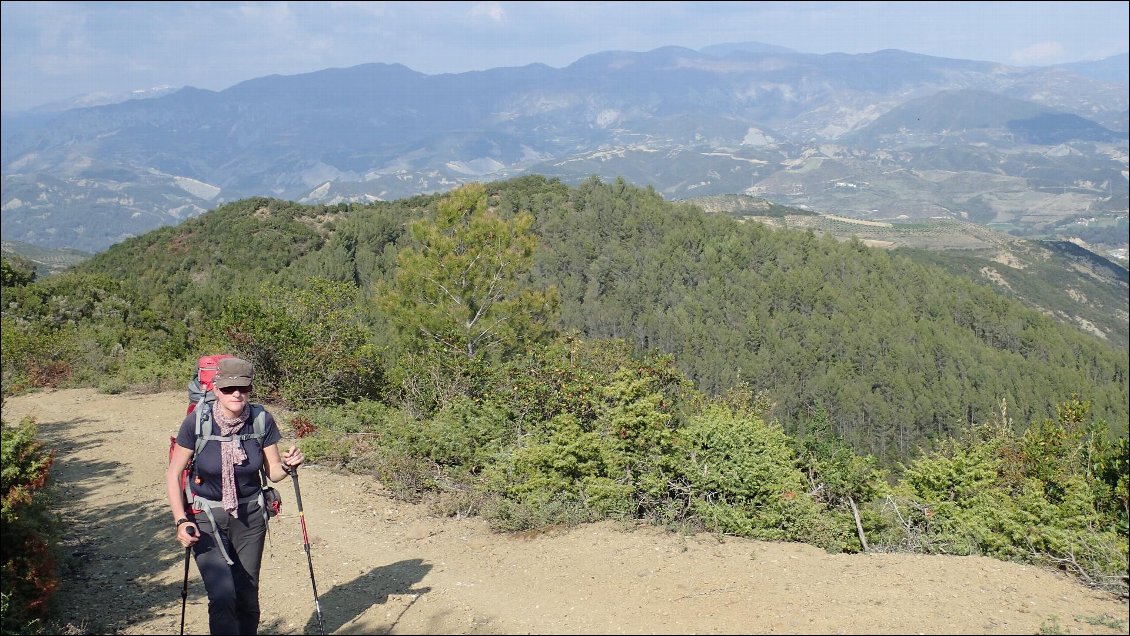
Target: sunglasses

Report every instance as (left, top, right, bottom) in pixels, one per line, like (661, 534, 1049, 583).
(217, 385, 251, 395)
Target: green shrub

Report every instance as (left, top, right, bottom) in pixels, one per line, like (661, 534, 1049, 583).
(214, 277, 387, 408)
(791, 404, 892, 551)
(91, 349, 191, 394)
(484, 413, 635, 518)
(894, 400, 1129, 595)
(1092, 436, 1128, 535)
(1, 418, 60, 634)
(415, 397, 513, 470)
(0, 317, 80, 396)
(675, 404, 826, 542)
(498, 335, 626, 431)
(291, 399, 450, 501)
(291, 399, 396, 468)
(1, 271, 193, 399)
(482, 344, 690, 527)
(479, 492, 599, 532)
(1, 257, 36, 288)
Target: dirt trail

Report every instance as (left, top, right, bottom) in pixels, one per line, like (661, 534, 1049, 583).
(3, 388, 1127, 635)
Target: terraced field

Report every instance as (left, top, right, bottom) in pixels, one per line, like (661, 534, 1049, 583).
(745, 214, 1008, 251)
(1, 240, 91, 276)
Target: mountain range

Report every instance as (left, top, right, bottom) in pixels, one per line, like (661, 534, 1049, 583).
(2, 43, 1127, 255)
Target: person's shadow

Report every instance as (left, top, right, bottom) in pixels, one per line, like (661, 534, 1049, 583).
(302, 558, 432, 634)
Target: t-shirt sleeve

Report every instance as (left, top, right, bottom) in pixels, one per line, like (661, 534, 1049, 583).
(261, 410, 283, 448)
(174, 413, 197, 450)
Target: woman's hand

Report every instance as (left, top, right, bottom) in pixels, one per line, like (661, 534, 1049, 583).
(282, 445, 304, 471)
(177, 522, 200, 548)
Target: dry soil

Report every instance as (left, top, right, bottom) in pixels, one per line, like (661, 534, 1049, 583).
(3, 388, 1128, 635)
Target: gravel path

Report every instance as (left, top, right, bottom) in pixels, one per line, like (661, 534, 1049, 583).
(4, 388, 1127, 635)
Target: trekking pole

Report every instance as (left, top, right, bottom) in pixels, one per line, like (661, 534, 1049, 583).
(179, 526, 196, 636)
(290, 466, 326, 635)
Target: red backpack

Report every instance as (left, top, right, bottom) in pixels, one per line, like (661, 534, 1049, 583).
(186, 354, 234, 415)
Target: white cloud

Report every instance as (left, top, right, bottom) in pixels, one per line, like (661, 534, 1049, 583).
(327, 1, 392, 18)
(22, 5, 100, 77)
(236, 1, 297, 25)
(469, 1, 506, 23)
(1009, 41, 1066, 66)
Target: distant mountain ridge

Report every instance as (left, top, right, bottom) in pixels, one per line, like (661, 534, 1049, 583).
(2, 44, 1127, 254)
(848, 88, 1126, 144)
(31, 85, 181, 113)
(1054, 52, 1130, 85)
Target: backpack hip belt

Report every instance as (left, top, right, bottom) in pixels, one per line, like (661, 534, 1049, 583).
(189, 491, 269, 566)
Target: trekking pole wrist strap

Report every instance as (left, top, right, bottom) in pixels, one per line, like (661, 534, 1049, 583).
(175, 517, 191, 530)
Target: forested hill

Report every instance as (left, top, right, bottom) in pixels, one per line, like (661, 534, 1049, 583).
(75, 176, 1127, 463)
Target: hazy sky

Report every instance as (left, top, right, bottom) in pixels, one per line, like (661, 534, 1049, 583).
(2, 1, 1127, 112)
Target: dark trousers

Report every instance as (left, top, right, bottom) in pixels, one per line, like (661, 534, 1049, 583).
(191, 501, 267, 635)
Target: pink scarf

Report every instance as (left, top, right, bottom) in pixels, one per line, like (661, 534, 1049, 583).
(212, 402, 250, 518)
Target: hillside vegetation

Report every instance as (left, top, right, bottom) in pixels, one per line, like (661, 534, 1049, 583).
(695, 209, 1129, 349)
(9, 175, 1128, 456)
(1, 177, 1127, 628)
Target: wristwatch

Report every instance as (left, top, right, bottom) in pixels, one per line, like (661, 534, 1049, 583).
(175, 517, 190, 530)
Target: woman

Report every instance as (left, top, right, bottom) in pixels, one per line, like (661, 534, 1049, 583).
(166, 356, 304, 635)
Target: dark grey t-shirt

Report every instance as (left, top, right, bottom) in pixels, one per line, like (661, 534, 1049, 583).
(176, 407, 282, 501)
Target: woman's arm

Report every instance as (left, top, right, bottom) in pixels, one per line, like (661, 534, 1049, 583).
(166, 444, 198, 546)
(263, 443, 305, 483)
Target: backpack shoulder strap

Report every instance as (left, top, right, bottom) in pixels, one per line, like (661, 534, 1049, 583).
(250, 404, 267, 438)
(192, 396, 211, 459)
(249, 403, 270, 487)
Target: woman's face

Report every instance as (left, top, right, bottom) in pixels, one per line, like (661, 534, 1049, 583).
(215, 384, 251, 415)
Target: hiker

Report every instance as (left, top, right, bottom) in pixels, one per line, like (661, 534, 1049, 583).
(165, 357, 304, 635)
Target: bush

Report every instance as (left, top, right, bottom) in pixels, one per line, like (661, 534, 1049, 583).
(791, 404, 892, 552)
(482, 343, 689, 527)
(90, 350, 191, 395)
(478, 492, 600, 532)
(1, 317, 79, 396)
(1, 417, 60, 634)
(214, 278, 387, 408)
(1, 272, 193, 399)
(892, 399, 1129, 595)
(415, 397, 513, 471)
(291, 399, 395, 467)
(675, 404, 827, 543)
(484, 413, 636, 519)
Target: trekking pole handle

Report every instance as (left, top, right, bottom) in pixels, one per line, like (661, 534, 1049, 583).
(186, 526, 196, 537)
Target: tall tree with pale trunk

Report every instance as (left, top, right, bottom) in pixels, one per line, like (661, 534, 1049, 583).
(381, 182, 557, 361)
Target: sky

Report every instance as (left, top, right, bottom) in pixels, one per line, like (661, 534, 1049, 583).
(2, 1, 1127, 112)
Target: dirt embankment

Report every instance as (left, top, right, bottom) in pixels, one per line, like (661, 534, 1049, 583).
(3, 388, 1127, 635)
